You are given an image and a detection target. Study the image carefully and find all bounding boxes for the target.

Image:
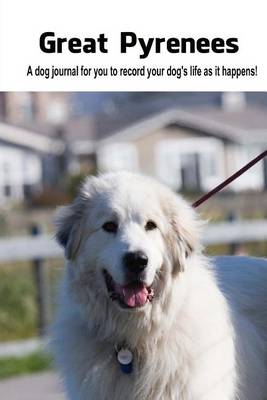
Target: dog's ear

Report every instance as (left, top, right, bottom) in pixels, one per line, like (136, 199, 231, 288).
(55, 203, 84, 260)
(55, 176, 96, 260)
(165, 195, 201, 274)
(171, 208, 199, 259)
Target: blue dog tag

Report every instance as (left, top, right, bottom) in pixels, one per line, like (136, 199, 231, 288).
(117, 348, 133, 374)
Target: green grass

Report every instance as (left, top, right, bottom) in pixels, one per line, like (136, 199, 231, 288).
(0, 264, 38, 341)
(0, 239, 265, 344)
(206, 241, 267, 257)
(0, 261, 63, 342)
(0, 351, 52, 379)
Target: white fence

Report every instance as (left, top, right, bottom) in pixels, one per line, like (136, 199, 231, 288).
(0, 219, 266, 343)
(0, 219, 267, 263)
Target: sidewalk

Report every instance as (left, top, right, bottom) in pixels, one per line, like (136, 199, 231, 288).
(0, 372, 65, 400)
(0, 338, 45, 358)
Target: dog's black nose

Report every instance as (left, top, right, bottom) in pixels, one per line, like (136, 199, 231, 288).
(123, 251, 148, 273)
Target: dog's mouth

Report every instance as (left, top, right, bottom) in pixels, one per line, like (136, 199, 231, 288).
(103, 270, 154, 309)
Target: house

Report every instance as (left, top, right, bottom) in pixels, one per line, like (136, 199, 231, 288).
(91, 105, 267, 193)
(0, 92, 70, 127)
(1, 92, 267, 201)
(0, 122, 64, 203)
(0, 92, 71, 203)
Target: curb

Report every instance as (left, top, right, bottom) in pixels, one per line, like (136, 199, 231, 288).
(0, 338, 47, 358)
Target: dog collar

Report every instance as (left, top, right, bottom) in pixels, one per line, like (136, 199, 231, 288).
(115, 346, 133, 374)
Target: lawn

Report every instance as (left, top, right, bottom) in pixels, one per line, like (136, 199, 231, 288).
(0, 242, 266, 379)
(0, 261, 63, 342)
(0, 240, 266, 343)
(0, 351, 52, 379)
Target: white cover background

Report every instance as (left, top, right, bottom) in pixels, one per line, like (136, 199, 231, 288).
(0, 0, 266, 91)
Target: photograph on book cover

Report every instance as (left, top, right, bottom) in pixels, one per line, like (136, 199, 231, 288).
(0, 91, 267, 400)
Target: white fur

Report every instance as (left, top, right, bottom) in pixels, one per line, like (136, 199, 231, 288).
(51, 172, 267, 400)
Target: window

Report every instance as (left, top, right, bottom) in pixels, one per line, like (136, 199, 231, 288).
(4, 184, 11, 198)
(155, 138, 224, 191)
(97, 143, 139, 172)
(17, 93, 35, 122)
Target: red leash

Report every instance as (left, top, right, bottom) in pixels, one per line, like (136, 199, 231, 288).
(192, 150, 267, 208)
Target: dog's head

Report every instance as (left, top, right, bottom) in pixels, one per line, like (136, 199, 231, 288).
(55, 172, 200, 313)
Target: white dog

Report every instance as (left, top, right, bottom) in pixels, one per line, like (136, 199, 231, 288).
(52, 172, 267, 400)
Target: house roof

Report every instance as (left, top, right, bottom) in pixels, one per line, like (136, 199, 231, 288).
(1, 104, 266, 156)
(191, 107, 267, 144)
(97, 106, 267, 146)
(0, 121, 64, 154)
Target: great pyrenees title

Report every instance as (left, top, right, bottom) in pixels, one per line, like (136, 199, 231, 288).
(39, 32, 239, 59)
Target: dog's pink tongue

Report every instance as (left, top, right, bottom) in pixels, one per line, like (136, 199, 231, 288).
(115, 283, 149, 307)
(123, 284, 148, 307)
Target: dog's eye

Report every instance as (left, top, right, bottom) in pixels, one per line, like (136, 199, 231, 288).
(102, 221, 118, 233)
(145, 220, 157, 231)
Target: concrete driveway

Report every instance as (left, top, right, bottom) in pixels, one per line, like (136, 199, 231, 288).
(0, 372, 65, 400)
